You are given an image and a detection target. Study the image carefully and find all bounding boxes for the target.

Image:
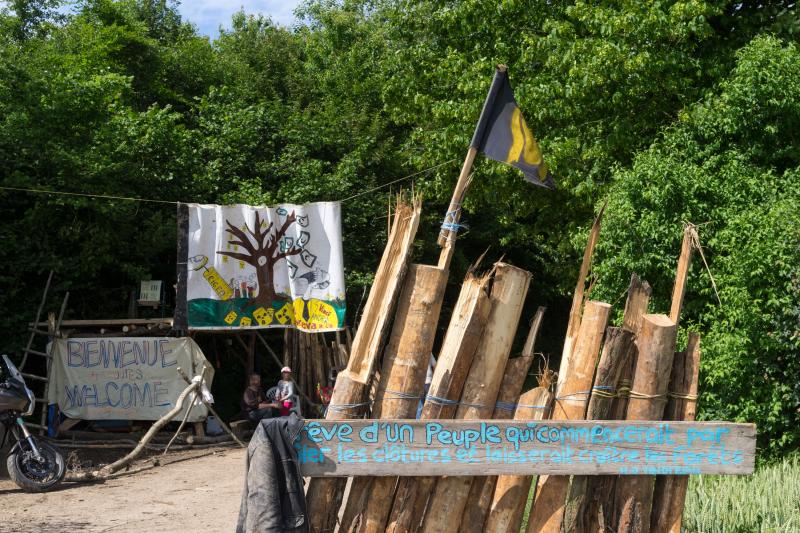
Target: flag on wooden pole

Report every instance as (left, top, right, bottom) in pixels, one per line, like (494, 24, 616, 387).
(472, 66, 555, 189)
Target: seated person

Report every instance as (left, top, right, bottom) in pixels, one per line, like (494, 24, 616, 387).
(242, 373, 280, 422)
(275, 367, 296, 417)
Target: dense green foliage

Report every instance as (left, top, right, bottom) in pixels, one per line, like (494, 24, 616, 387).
(0, 1, 797, 455)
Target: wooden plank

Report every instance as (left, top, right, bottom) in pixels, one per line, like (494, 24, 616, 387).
(296, 419, 755, 477)
(458, 307, 547, 533)
(341, 265, 448, 533)
(421, 263, 532, 533)
(386, 269, 494, 533)
(615, 314, 678, 533)
(669, 225, 695, 327)
(528, 300, 611, 533)
(650, 333, 701, 533)
(29, 318, 174, 327)
(348, 196, 422, 383)
(485, 387, 554, 533)
(563, 327, 636, 532)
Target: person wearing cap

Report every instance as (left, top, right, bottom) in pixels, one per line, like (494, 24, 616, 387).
(276, 367, 296, 416)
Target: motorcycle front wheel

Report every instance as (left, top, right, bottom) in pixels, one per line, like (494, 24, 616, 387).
(7, 440, 66, 492)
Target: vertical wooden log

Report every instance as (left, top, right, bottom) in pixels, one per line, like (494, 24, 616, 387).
(614, 314, 677, 533)
(485, 387, 554, 533)
(650, 333, 701, 533)
(348, 197, 422, 383)
(340, 265, 449, 533)
(563, 327, 636, 531)
(386, 270, 494, 533)
(558, 204, 606, 390)
(306, 197, 421, 533)
(585, 274, 653, 532)
(458, 307, 546, 533)
(283, 329, 291, 367)
(421, 263, 532, 533)
(527, 300, 611, 533)
(669, 225, 695, 327)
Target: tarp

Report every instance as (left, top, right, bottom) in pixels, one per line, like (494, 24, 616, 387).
(178, 202, 346, 332)
(47, 337, 213, 421)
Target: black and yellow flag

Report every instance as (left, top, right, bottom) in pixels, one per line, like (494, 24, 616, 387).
(470, 66, 555, 189)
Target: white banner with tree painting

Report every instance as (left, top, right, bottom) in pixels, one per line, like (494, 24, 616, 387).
(185, 202, 345, 332)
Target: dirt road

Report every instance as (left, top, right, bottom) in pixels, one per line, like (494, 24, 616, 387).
(0, 448, 245, 532)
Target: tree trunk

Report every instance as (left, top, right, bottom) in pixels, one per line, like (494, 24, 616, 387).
(255, 258, 277, 306)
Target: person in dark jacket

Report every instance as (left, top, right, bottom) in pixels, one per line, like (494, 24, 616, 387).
(236, 412, 308, 533)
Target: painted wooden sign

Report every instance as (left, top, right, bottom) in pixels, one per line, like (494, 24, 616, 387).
(296, 420, 755, 477)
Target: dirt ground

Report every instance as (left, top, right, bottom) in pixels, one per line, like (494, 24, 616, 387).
(0, 447, 246, 532)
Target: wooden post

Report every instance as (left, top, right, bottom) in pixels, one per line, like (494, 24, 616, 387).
(458, 307, 547, 533)
(558, 204, 606, 390)
(421, 263, 532, 533)
(527, 300, 611, 533)
(305, 197, 421, 533)
(582, 274, 652, 532)
(340, 265, 449, 532)
(437, 147, 478, 245)
(670, 225, 695, 327)
(386, 270, 494, 533)
(485, 387, 554, 533)
(348, 196, 422, 383)
(563, 327, 636, 531)
(650, 333, 701, 533)
(614, 314, 677, 533)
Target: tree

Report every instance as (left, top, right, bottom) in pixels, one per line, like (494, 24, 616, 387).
(217, 211, 303, 306)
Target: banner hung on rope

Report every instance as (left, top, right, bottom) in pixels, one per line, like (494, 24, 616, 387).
(47, 337, 213, 421)
(295, 420, 756, 477)
(176, 202, 345, 332)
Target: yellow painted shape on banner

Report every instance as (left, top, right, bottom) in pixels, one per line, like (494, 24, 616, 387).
(293, 298, 339, 330)
(506, 107, 543, 167)
(275, 303, 295, 325)
(203, 267, 234, 300)
(224, 310, 238, 325)
(253, 307, 274, 326)
(239, 317, 252, 326)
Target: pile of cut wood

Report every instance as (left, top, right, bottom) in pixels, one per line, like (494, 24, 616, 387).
(306, 196, 702, 533)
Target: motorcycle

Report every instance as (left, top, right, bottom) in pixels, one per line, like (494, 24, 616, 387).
(0, 354, 65, 491)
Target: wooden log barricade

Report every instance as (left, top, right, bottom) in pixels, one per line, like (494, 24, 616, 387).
(295, 195, 746, 533)
(421, 263, 532, 533)
(386, 269, 494, 533)
(527, 300, 611, 533)
(614, 314, 678, 533)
